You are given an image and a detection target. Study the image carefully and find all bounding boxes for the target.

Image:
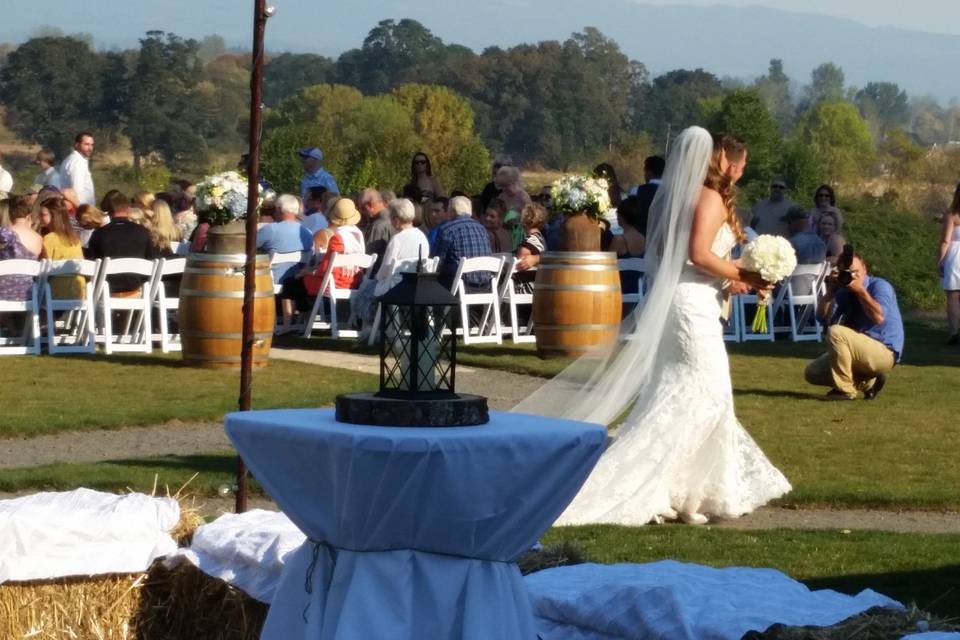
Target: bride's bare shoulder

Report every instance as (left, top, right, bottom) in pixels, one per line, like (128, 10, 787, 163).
(695, 186, 725, 219)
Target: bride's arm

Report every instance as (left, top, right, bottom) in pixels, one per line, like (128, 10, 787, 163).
(689, 188, 765, 288)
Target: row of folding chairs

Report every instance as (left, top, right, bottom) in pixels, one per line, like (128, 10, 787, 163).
(0, 257, 185, 355)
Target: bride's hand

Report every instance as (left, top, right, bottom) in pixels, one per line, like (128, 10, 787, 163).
(739, 269, 769, 290)
(727, 281, 751, 295)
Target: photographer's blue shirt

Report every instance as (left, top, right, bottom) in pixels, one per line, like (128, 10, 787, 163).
(832, 275, 904, 362)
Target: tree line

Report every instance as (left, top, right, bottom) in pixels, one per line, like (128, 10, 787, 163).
(1, 20, 959, 208)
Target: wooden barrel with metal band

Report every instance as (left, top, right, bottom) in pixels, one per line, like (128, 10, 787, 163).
(178, 253, 275, 368)
(532, 251, 622, 358)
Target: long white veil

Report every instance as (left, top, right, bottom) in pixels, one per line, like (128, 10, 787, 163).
(512, 126, 715, 424)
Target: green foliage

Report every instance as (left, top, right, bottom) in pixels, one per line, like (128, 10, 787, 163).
(796, 100, 875, 184)
(264, 53, 335, 106)
(261, 83, 489, 195)
(640, 69, 724, 146)
(777, 139, 824, 201)
(806, 62, 846, 104)
(0, 36, 108, 154)
(855, 81, 909, 139)
(842, 197, 942, 310)
(104, 162, 172, 193)
(753, 59, 794, 131)
(709, 88, 782, 186)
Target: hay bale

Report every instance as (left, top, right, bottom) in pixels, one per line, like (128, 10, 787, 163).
(136, 562, 268, 640)
(0, 494, 204, 640)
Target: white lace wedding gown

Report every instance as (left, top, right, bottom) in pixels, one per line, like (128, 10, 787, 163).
(556, 223, 792, 526)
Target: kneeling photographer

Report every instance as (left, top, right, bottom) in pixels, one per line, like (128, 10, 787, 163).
(804, 246, 904, 400)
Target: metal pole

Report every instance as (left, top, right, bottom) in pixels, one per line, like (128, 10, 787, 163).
(236, 0, 267, 513)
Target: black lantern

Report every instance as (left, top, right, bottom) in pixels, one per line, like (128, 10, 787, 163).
(336, 271, 488, 427)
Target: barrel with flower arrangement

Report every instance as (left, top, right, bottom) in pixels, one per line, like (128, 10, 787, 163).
(533, 175, 622, 358)
(178, 171, 276, 369)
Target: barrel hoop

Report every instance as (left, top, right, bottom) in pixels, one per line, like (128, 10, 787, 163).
(541, 251, 617, 260)
(536, 323, 621, 331)
(184, 267, 271, 276)
(181, 330, 275, 340)
(535, 283, 620, 292)
(187, 253, 270, 264)
(536, 263, 616, 272)
(182, 354, 270, 363)
(179, 289, 274, 299)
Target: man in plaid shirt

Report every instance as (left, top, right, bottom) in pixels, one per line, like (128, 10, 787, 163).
(433, 196, 493, 291)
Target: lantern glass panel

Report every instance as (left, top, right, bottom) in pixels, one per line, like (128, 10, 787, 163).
(379, 302, 456, 397)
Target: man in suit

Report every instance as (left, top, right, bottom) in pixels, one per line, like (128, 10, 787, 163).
(634, 156, 664, 236)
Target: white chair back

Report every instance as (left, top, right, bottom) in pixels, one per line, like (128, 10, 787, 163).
(618, 257, 647, 318)
(96, 257, 156, 354)
(303, 252, 377, 339)
(0, 259, 43, 355)
(152, 257, 187, 352)
(451, 255, 505, 345)
(786, 262, 829, 342)
(44, 259, 99, 354)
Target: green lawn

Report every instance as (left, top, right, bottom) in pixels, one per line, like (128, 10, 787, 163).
(0, 353, 377, 436)
(545, 525, 960, 619)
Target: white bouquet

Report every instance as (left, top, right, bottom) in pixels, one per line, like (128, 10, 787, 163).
(195, 171, 262, 226)
(550, 175, 611, 219)
(740, 234, 797, 333)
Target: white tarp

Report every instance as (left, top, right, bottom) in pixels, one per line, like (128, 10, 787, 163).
(165, 509, 305, 603)
(526, 560, 904, 640)
(0, 488, 179, 583)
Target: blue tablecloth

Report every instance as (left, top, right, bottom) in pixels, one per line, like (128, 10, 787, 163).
(225, 408, 606, 640)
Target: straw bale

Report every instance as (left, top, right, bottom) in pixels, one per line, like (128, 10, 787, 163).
(135, 562, 268, 640)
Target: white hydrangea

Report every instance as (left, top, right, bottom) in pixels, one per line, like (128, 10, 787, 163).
(740, 234, 798, 284)
(551, 175, 611, 219)
(194, 171, 263, 225)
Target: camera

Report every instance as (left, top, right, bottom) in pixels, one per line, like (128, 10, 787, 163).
(835, 244, 855, 286)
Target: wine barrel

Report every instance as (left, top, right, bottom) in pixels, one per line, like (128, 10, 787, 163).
(178, 253, 275, 368)
(532, 251, 622, 358)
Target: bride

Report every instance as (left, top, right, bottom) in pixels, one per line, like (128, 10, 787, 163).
(515, 126, 791, 525)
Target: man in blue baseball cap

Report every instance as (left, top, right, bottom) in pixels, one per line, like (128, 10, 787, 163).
(298, 146, 339, 201)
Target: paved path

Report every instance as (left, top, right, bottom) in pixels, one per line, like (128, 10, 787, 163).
(3, 347, 958, 533)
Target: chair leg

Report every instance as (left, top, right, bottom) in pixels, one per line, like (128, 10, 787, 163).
(46, 297, 57, 354)
(103, 302, 113, 354)
(329, 296, 339, 339)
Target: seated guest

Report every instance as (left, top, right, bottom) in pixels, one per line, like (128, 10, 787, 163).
(86, 193, 157, 295)
(149, 199, 182, 258)
(809, 184, 844, 232)
(432, 196, 493, 292)
(483, 198, 513, 254)
(805, 252, 903, 400)
(786, 205, 827, 295)
(301, 186, 329, 234)
(750, 178, 795, 238)
(352, 198, 431, 338)
(513, 203, 547, 294)
(403, 152, 444, 203)
(430, 196, 466, 254)
(76, 204, 105, 249)
(0, 196, 43, 302)
(256, 193, 313, 285)
(293, 198, 367, 300)
(425, 196, 449, 233)
(609, 196, 646, 259)
(39, 196, 84, 299)
(495, 166, 532, 249)
(360, 188, 394, 275)
(479, 154, 512, 212)
(817, 210, 846, 263)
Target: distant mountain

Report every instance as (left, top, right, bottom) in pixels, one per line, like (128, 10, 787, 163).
(2, 1, 957, 101)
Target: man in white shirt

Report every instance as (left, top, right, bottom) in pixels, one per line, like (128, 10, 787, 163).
(33, 149, 62, 189)
(0, 152, 13, 197)
(59, 132, 96, 205)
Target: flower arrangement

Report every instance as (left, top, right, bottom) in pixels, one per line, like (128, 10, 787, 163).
(550, 175, 611, 220)
(194, 171, 262, 227)
(740, 234, 798, 333)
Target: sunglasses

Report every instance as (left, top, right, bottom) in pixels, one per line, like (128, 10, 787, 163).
(413, 159, 427, 165)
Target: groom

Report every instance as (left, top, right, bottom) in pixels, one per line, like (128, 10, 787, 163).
(804, 252, 903, 400)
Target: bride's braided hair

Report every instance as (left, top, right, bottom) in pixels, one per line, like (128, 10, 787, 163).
(705, 132, 747, 243)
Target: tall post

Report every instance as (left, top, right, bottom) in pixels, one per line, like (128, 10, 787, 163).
(237, 0, 267, 513)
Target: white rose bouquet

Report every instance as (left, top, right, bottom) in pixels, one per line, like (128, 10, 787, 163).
(740, 234, 798, 333)
(194, 171, 262, 227)
(550, 175, 611, 220)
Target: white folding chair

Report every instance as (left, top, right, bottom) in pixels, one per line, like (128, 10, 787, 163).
(451, 255, 505, 345)
(618, 257, 647, 319)
(498, 257, 535, 344)
(44, 258, 99, 354)
(738, 284, 789, 342)
(367, 257, 439, 346)
(303, 252, 376, 338)
(722, 294, 742, 343)
(270, 250, 312, 295)
(786, 262, 829, 342)
(96, 257, 156, 354)
(151, 257, 186, 352)
(0, 259, 43, 355)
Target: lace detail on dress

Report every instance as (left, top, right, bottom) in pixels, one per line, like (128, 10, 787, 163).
(556, 223, 791, 526)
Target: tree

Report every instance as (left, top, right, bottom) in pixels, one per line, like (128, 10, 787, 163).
(638, 69, 724, 147)
(753, 59, 793, 131)
(796, 100, 875, 183)
(0, 36, 107, 154)
(805, 62, 845, 105)
(709, 89, 781, 185)
(855, 82, 909, 140)
(264, 53, 335, 106)
(125, 31, 221, 173)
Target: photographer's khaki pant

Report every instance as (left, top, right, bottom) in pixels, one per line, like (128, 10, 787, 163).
(804, 325, 895, 398)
